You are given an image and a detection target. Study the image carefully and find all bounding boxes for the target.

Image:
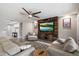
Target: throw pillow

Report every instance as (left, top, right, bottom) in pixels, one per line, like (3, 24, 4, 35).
(63, 37, 78, 53)
(52, 40, 61, 44)
(57, 38, 66, 44)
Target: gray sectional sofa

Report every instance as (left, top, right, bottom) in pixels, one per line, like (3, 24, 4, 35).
(0, 37, 35, 56)
(0, 37, 78, 56)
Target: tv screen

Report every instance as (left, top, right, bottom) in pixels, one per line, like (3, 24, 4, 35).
(40, 22, 54, 32)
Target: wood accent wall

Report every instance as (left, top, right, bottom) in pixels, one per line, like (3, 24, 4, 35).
(38, 16, 58, 41)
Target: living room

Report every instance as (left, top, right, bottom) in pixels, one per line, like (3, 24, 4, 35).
(0, 3, 79, 56)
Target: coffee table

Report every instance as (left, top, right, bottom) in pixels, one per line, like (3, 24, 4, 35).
(32, 49, 48, 56)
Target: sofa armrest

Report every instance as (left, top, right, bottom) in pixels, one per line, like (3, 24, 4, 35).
(16, 47, 35, 56)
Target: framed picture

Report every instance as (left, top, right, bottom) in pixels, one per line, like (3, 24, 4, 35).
(63, 18, 71, 29)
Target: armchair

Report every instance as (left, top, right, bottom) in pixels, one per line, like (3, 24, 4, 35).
(27, 32, 38, 41)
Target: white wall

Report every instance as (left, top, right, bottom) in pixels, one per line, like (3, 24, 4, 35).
(22, 21, 33, 37)
(0, 31, 7, 37)
(77, 13, 79, 45)
(0, 25, 10, 37)
(58, 14, 77, 41)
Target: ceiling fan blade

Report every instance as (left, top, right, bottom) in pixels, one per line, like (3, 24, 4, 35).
(22, 8, 30, 15)
(33, 15, 40, 18)
(32, 11, 41, 15)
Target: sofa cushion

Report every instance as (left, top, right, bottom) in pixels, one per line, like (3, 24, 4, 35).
(47, 46, 73, 56)
(2, 41, 21, 55)
(0, 38, 21, 56)
(16, 47, 35, 56)
(0, 45, 9, 56)
(52, 40, 61, 44)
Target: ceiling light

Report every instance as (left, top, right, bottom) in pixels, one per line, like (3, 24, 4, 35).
(29, 15, 32, 17)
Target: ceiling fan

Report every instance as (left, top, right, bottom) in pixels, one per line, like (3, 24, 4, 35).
(21, 8, 41, 18)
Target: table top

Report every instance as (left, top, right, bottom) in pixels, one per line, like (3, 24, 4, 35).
(32, 49, 48, 56)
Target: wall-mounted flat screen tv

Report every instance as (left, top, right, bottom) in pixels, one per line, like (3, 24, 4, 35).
(40, 22, 54, 32)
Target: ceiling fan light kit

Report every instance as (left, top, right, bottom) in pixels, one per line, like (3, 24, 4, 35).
(29, 15, 32, 17)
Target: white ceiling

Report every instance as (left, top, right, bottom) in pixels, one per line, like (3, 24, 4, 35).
(0, 3, 79, 30)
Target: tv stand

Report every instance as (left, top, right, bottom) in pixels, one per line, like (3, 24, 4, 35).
(38, 16, 58, 41)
